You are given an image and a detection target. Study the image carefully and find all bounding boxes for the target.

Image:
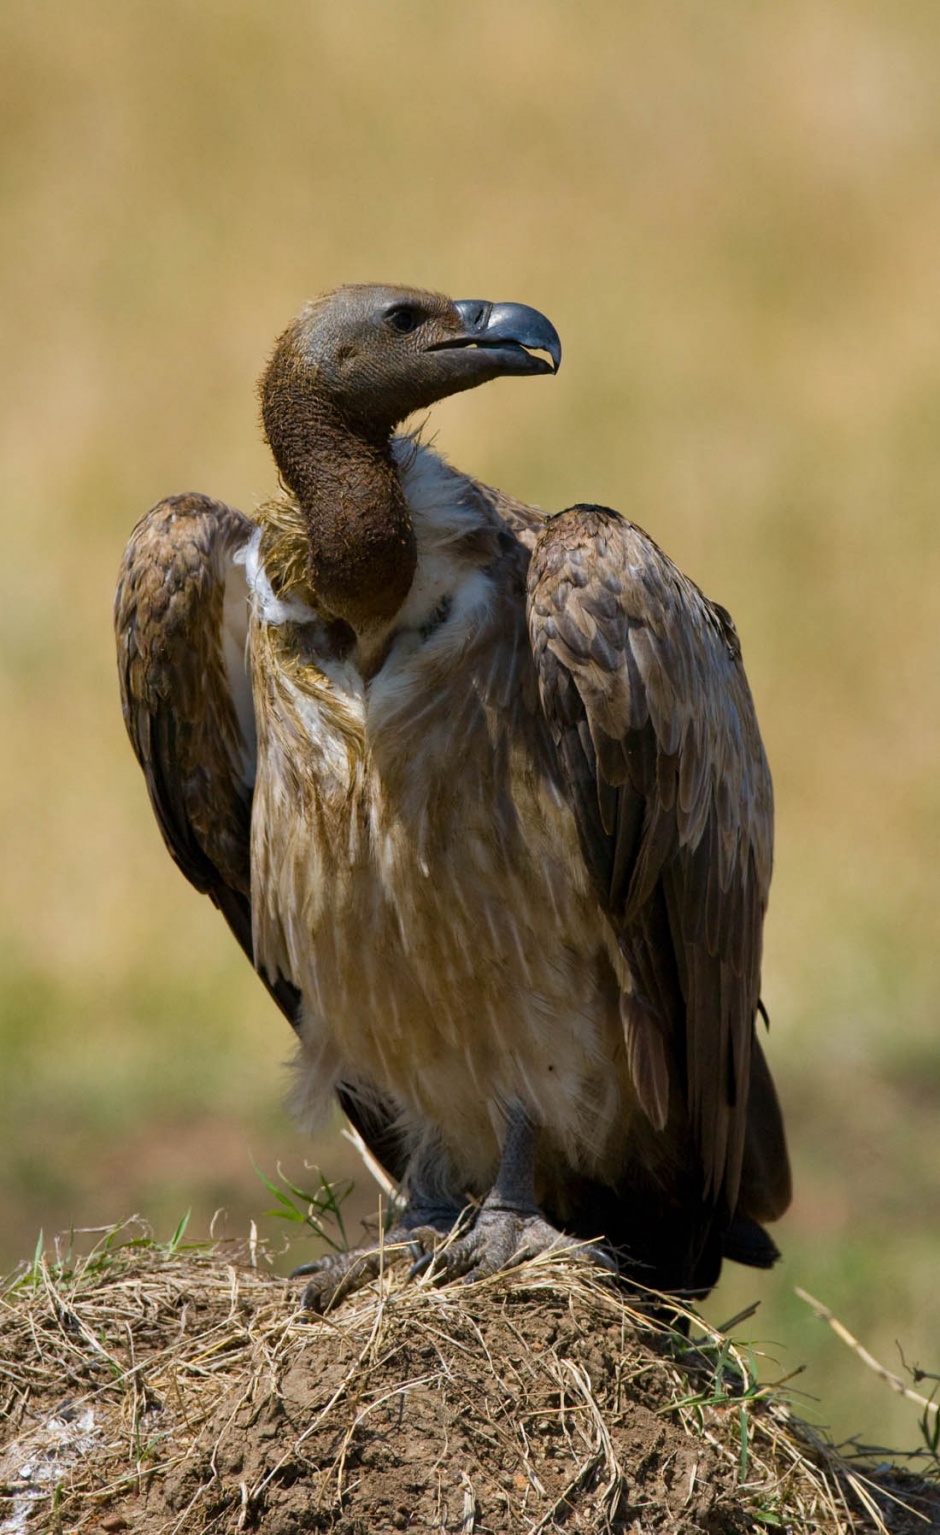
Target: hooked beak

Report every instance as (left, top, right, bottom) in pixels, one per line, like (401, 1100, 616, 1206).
(429, 299, 562, 375)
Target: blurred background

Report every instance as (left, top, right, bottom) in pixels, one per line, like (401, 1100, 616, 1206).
(1, 0, 938, 1454)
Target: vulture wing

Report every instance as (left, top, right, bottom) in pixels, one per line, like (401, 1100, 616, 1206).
(115, 492, 408, 1179)
(115, 493, 269, 985)
(528, 504, 789, 1222)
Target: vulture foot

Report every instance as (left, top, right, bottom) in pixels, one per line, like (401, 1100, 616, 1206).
(408, 1104, 617, 1284)
(416, 1205, 619, 1285)
(293, 1209, 458, 1313)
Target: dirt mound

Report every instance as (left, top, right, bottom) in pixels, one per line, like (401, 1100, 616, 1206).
(1, 1222, 937, 1534)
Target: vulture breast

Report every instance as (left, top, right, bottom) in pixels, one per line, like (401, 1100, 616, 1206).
(246, 444, 639, 1190)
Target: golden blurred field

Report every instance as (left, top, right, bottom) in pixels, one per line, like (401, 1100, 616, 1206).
(1, 0, 938, 1455)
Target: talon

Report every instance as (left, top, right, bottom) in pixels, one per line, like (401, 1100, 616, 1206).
(589, 1246, 620, 1275)
(407, 1250, 436, 1281)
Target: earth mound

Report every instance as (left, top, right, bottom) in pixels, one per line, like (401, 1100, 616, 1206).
(1, 1222, 937, 1533)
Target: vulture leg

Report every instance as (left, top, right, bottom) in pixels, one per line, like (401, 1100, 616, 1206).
(295, 1106, 616, 1309)
(419, 1104, 618, 1285)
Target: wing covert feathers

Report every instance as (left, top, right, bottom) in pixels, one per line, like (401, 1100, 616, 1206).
(527, 504, 776, 1213)
(115, 491, 258, 927)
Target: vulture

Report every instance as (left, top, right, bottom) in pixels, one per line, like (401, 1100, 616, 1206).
(115, 284, 790, 1309)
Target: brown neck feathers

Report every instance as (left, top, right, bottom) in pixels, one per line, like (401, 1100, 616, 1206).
(262, 380, 417, 632)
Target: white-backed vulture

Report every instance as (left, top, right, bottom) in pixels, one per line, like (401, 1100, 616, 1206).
(115, 285, 790, 1308)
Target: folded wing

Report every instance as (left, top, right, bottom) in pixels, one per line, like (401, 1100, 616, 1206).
(115, 492, 284, 997)
(528, 504, 789, 1222)
(115, 492, 410, 1180)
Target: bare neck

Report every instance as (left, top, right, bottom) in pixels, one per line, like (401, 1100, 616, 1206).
(267, 392, 417, 632)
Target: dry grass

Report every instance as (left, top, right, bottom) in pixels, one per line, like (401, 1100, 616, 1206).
(2, 1224, 937, 1535)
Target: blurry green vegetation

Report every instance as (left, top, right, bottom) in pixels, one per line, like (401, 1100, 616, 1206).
(1, 0, 938, 1456)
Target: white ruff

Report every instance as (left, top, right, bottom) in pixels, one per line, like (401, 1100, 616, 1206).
(238, 526, 317, 627)
(392, 438, 497, 632)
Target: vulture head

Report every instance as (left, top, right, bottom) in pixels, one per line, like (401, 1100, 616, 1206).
(261, 283, 561, 449)
(258, 284, 561, 630)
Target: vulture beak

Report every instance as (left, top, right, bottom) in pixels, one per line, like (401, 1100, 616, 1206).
(430, 300, 562, 376)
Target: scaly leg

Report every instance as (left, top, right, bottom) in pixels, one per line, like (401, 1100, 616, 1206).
(418, 1102, 618, 1283)
(295, 1105, 616, 1310)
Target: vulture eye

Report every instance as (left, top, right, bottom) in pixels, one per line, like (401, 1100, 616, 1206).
(385, 305, 421, 334)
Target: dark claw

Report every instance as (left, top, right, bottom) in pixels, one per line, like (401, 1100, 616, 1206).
(588, 1245, 620, 1275)
(290, 1259, 327, 1279)
(407, 1250, 436, 1282)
